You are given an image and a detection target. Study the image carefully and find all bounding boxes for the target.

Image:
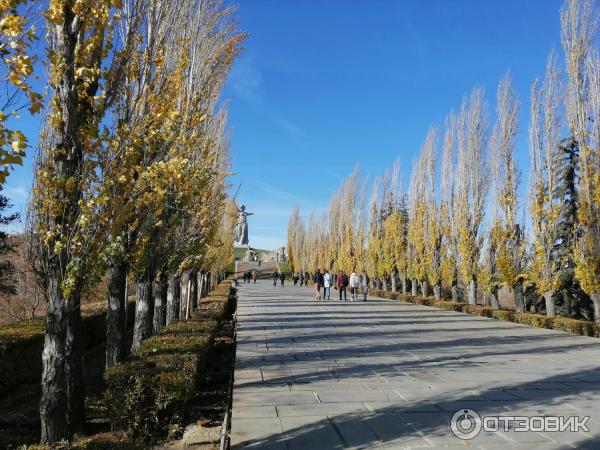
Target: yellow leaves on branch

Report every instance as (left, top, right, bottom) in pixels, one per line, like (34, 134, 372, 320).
(1, 0, 42, 181)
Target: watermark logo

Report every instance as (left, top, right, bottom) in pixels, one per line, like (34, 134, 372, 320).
(450, 409, 590, 440)
(451, 409, 482, 440)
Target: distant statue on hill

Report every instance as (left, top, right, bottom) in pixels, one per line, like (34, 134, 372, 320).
(235, 204, 254, 246)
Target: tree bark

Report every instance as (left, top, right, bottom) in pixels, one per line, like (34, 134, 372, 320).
(391, 270, 397, 293)
(202, 272, 209, 297)
(411, 278, 417, 296)
(401, 278, 407, 296)
(65, 290, 84, 433)
(468, 278, 477, 305)
(185, 271, 193, 320)
(153, 274, 168, 333)
(421, 280, 429, 297)
(106, 260, 128, 368)
(166, 274, 181, 326)
(131, 270, 154, 352)
(40, 277, 69, 444)
(191, 270, 198, 310)
(198, 271, 205, 299)
(180, 271, 193, 319)
(513, 283, 525, 313)
(490, 289, 499, 309)
(451, 284, 459, 302)
(433, 284, 441, 301)
(383, 276, 388, 292)
(592, 292, 600, 323)
(544, 291, 555, 317)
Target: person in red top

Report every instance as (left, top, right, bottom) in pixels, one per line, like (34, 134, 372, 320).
(337, 270, 348, 301)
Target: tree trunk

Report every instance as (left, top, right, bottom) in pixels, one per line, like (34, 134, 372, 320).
(153, 274, 168, 333)
(185, 272, 193, 320)
(433, 284, 441, 301)
(411, 278, 418, 296)
(106, 260, 128, 368)
(468, 278, 477, 305)
(490, 288, 499, 309)
(421, 280, 429, 297)
(513, 283, 525, 313)
(202, 272, 209, 297)
(451, 284, 459, 302)
(40, 6, 86, 443)
(544, 291, 555, 317)
(383, 277, 388, 292)
(40, 278, 69, 444)
(65, 293, 84, 434)
(592, 292, 600, 323)
(131, 270, 154, 352)
(166, 274, 181, 326)
(193, 271, 200, 308)
(391, 270, 397, 293)
(401, 278, 407, 296)
(198, 271, 205, 299)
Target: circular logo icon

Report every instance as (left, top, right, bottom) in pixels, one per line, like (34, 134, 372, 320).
(451, 408, 482, 440)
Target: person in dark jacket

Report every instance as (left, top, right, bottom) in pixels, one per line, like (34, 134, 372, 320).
(313, 269, 324, 300)
(337, 270, 348, 301)
(272, 270, 278, 286)
(280, 271, 286, 286)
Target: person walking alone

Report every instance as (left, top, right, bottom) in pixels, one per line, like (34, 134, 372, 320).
(313, 268, 324, 300)
(337, 270, 348, 301)
(350, 271, 360, 302)
(272, 270, 278, 286)
(280, 271, 286, 286)
(361, 272, 369, 301)
(323, 270, 332, 300)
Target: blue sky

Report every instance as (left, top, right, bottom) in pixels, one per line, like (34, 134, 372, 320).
(5, 0, 566, 250)
(223, 0, 566, 250)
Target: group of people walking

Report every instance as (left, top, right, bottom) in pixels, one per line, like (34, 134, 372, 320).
(241, 270, 257, 283)
(272, 270, 286, 286)
(312, 269, 368, 302)
(292, 271, 310, 286)
(241, 267, 369, 302)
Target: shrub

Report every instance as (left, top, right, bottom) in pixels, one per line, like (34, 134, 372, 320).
(552, 317, 595, 336)
(104, 281, 234, 443)
(434, 301, 464, 312)
(0, 300, 133, 397)
(514, 312, 554, 329)
(370, 288, 600, 339)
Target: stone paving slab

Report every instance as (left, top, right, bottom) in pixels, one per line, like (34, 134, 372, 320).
(230, 280, 600, 449)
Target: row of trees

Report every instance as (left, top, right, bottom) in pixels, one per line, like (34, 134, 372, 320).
(288, 0, 600, 323)
(1, 0, 243, 444)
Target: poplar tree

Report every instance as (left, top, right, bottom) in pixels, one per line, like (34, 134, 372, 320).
(488, 74, 525, 310)
(562, 0, 600, 321)
(530, 52, 565, 317)
(456, 87, 490, 305)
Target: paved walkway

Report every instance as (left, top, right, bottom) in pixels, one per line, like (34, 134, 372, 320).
(230, 280, 600, 449)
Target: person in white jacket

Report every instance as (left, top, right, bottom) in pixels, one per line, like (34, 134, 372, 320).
(349, 272, 360, 302)
(323, 271, 332, 300)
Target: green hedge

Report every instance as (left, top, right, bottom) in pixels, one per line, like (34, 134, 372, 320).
(370, 289, 600, 338)
(0, 300, 133, 397)
(104, 280, 234, 443)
